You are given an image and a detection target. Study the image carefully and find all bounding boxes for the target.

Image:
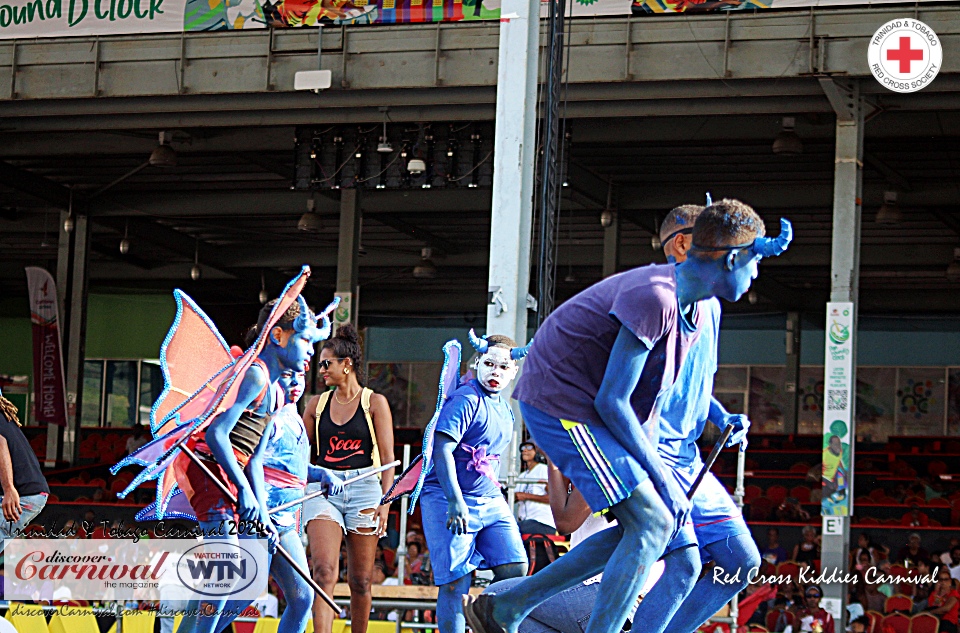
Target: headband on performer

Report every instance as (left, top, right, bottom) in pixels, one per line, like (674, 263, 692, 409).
(467, 328, 532, 362)
(690, 218, 793, 261)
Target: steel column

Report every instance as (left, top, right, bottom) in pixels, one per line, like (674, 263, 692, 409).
(784, 311, 801, 434)
(485, 0, 539, 486)
(64, 213, 90, 464)
(336, 189, 361, 327)
(820, 79, 863, 622)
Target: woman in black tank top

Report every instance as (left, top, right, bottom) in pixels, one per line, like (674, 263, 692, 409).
(314, 395, 374, 470)
(303, 324, 394, 633)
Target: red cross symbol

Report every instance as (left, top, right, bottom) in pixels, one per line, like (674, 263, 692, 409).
(887, 36, 924, 73)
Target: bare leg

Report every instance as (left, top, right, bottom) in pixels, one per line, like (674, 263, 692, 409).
(344, 514, 380, 633)
(307, 518, 345, 633)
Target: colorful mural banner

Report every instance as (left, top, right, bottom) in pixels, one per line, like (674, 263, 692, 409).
(821, 301, 854, 517)
(24, 267, 68, 427)
(0, 0, 951, 39)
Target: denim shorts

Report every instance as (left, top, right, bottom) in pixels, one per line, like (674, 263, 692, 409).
(302, 467, 382, 535)
(266, 485, 304, 536)
(0, 492, 47, 553)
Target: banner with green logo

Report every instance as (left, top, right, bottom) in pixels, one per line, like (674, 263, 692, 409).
(822, 301, 854, 517)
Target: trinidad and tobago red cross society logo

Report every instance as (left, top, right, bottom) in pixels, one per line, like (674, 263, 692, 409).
(869, 18, 942, 94)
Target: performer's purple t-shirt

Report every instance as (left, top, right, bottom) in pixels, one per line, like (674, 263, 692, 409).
(513, 264, 703, 430)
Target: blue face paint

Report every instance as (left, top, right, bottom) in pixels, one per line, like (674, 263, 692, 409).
(278, 370, 306, 404)
(276, 330, 316, 371)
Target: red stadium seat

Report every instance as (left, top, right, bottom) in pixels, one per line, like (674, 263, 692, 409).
(882, 613, 910, 633)
(777, 562, 800, 581)
(884, 595, 913, 614)
(790, 486, 811, 503)
(867, 611, 882, 633)
(909, 613, 940, 633)
(766, 485, 788, 504)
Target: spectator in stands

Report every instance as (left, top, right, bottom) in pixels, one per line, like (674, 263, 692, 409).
(404, 540, 432, 586)
(778, 497, 811, 523)
(514, 442, 556, 536)
(901, 503, 931, 527)
(124, 427, 148, 456)
(762, 527, 789, 565)
(849, 615, 870, 633)
(792, 585, 835, 633)
(854, 532, 889, 565)
(854, 551, 872, 572)
(914, 559, 936, 612)
(941, 539, 960, 567)
(792, 526, 821, 565)
(947, 546, 960, 583)
(0, 389, 49, 553)
(896, 533, 931, 568)
(925, 568, 960, 633)
(860, 567, 887, 612)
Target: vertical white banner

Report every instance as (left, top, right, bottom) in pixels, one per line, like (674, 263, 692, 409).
(822, 302, 854, 516)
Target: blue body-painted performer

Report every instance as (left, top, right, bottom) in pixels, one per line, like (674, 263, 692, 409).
(174, 297, 333, 633)
(112, 267, 338, 633)
(631, 201, 791, 633)
(420, 333, 532, 633)
(212, 368, 345, 633)
(464, 200, 792, 633)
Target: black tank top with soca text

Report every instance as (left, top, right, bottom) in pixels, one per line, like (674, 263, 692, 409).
(314, 395, 374, 470)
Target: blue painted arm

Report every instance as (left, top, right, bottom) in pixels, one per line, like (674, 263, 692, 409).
(206, 364, 268, 522)
(432, 432, 470, 535)
(245, 417, 278, 546)
(707, 396, 750, 449)
(595, 326, 690, 535)
(307, 465, 345, 495)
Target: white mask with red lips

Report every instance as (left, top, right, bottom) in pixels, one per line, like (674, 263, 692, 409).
(476, 346, 519, 394)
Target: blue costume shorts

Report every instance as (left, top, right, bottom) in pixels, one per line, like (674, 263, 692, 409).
(420, 486, 526, 585)
(266, 486, 303, 536)
(519, 402, 649, 513)
(663, 463, 749, 558)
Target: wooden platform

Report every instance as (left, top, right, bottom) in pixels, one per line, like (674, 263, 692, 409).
(332, 584, 483, 599)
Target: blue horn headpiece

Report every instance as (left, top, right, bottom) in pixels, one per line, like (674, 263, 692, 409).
(469, 329, 532, 361)
(705, 192, 712, 206)
(510, 339, 533, 361)
(293, 295, 342, 343)
(468, 329, 489, 354)
(753, 218, 793, 259)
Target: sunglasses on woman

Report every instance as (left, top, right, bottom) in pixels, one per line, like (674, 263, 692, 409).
(318, 358, 348, 370)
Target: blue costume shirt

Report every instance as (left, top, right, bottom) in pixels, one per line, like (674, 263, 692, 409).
(656, 298, 721, 469)
(423, 379, 513, 499)
(263, 404, 310, 483)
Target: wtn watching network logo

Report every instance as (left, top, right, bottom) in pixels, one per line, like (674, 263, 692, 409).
(177, 542, 264, 598)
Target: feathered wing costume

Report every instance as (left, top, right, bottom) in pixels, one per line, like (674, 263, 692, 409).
(112, 265, 338, 522)
(381, 329, 532, 512)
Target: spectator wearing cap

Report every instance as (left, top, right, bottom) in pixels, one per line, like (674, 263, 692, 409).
(896, 533, 931, 568)
(0, 390, 49, 552)
(792, 585, 835, 633)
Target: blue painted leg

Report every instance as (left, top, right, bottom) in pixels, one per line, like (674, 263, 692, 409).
(629, 545, 701, 633)
(438, 573, 475, 633)
(581, 480, 672, 633)
(663, 534, 762, 633)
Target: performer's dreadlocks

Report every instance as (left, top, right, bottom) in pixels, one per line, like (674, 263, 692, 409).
(0, 393, 20, 426)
